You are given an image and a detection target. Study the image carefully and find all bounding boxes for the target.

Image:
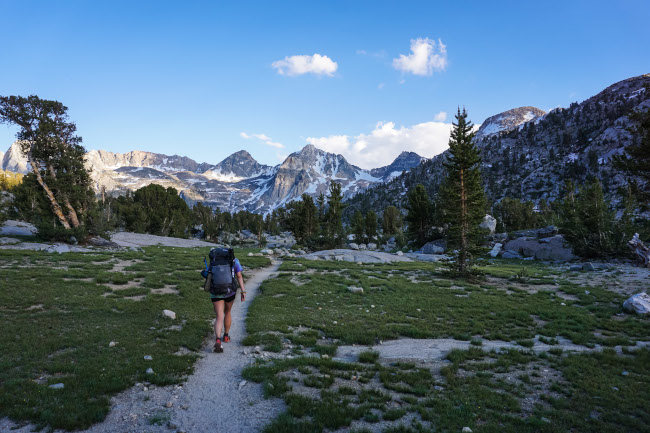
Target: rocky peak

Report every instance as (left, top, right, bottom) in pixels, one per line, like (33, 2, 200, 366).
(206, 149, 271, 181)
(1, 141, 30, 174)
(476, 106, 547, 138)
(85, 149, 211, 173)
(370, 151, 425, 180)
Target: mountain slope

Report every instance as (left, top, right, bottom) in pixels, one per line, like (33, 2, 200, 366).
(1, 141, 424, 214)
(370, 151, 427, 180)
(1, 141, 29, 174)
(345, 74, 650, 217)
(475, 106, 546, 138)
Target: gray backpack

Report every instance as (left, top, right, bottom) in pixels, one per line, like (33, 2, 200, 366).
(204, 248, 236, 296)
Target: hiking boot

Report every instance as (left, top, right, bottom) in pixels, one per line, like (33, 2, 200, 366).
(213, 338, 223, 353)
(223, 333, 230, 343)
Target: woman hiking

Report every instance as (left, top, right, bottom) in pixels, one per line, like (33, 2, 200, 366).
(204, 249, 247, 353)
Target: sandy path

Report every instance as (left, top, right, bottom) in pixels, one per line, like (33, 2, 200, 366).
(0, 260, 284, 433)
(167, 260, 285, 432)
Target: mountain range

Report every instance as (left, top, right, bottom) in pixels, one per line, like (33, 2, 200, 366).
(3, 73, 648, 216)
(346, 73, 650, 217)
(1, 140, 426, 214)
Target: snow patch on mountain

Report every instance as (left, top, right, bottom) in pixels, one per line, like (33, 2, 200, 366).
(1, 140, 423, 215)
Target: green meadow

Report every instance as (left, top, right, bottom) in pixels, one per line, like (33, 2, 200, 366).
(243, 258, 650, 433)
(0, 246, 269, 430)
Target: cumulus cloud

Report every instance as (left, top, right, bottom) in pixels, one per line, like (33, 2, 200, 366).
(306, 117, 453, 169)
(393, 38, 447, 76)
(241, 132, 285, 149)
(434, 111, 447, 121)
(271, 54, 338, 77)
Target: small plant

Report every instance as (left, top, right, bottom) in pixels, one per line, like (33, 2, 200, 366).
(383, 407, 406, 421)
(363, 412, 380, 423)
(517, 339, 535, 348)
(358, 350, 380, 363)
(470, 337, 483, 346)
(147, 410, 171, 426)
(513, 267, 530, 283)
(539, 336, 558, 345)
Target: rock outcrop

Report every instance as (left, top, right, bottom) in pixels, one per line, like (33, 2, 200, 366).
(623, 292, 650, 315)
(303, 249, 412, 264)
(503, 235, 574, 261)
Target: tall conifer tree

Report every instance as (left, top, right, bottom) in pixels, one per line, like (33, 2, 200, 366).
(405, 184, 433, 247)
(351, 211, 365, 243)
(325, 181, 345, 247)
(382, 206, 402, 236)
(365, 210, 378, 243)
(438, 108, 487, 274)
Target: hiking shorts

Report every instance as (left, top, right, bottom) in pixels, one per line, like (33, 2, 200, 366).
(211, 293, 236, 304)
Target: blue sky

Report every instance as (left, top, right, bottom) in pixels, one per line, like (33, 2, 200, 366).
(1, 0, 649, 168)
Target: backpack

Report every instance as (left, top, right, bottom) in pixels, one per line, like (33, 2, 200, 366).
(202, 248, 236, 296)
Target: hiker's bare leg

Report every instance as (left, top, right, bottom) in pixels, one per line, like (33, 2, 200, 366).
(224, 299, 234, 335)
(213, 300, 225, 339)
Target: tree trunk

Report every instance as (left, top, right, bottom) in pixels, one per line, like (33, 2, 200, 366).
(460, 168, 467, 274)
(28, 158, 71, 230)
(63, 197, 81, 228)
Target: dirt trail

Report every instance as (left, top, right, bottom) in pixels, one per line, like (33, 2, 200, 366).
(85, 260, 285, 433)
(166, 260, 285, 433)
(1, 260, 284, 433)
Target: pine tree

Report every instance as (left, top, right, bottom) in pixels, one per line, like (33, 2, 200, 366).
(438, 108, 487, 274)
(325, 181, 345, 248)
(405, 184, 433, 247)
(382, 206, 402, 236)
(0, 95, 97, 236)
(131, 184, 192, 237)
(351, 211, 365, 243)
(615, 186, 639, 250)
(559, 178, 617, 257)
(317, 192, 326, 221)
(299, 194, 318, 242)
(365, 210, 378, 243)
(493, 197, 538, 232)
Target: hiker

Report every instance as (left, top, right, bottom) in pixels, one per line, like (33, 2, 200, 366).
(202, 248, 247, 353)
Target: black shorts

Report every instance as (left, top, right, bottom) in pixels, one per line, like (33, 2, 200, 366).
(211, 293, 236, 303)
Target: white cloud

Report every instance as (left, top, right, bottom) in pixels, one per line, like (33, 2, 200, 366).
(241, 132, 285, 149)
(378, 82, 385, 89)
(271, 54, 338, 77)
(434, 111, 447, 121)
(306, 117, 453, 169)
(392, 38, 447, 76)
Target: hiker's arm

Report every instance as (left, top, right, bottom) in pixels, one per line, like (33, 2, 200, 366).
(237, 272, 246, 301)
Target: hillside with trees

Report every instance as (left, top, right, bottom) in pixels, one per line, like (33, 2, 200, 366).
(345, 74, 650, 218)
